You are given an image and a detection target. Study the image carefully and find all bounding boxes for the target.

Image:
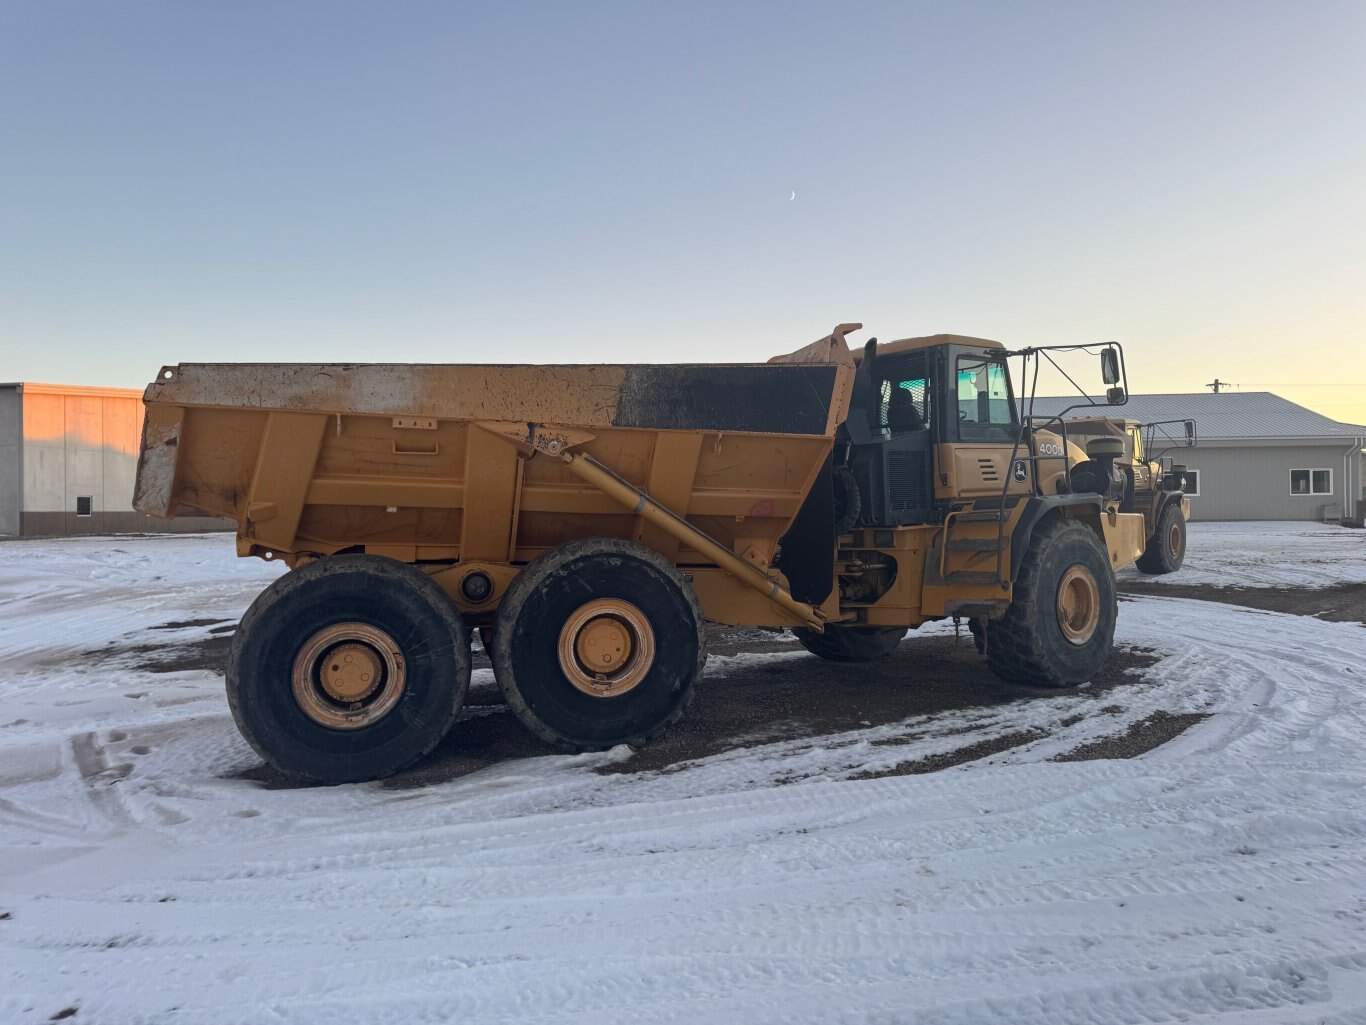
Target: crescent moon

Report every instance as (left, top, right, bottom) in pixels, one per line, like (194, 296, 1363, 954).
(789, 190, 796, 201)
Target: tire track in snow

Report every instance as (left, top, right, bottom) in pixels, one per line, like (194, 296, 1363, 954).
(7, 536, 1366, 1023)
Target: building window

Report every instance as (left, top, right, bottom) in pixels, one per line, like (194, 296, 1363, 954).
(1181, 469, 1200, 496)
(1289, 469, 1332, 496)
(75, 496, 93, 517)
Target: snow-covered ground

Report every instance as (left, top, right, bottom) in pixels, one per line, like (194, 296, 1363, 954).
(1118, 520, 1366, 588)
(4, 528, 1366, 1024)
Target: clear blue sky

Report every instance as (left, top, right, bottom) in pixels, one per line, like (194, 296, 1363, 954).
(2, 1, 1363, 422)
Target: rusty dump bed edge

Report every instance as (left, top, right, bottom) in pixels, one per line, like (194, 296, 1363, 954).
(141, 362, 845, 435)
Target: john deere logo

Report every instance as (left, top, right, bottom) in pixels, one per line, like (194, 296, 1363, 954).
(1013, 460, 1028, 482)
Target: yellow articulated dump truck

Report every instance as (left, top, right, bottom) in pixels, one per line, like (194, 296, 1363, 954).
(1042, 415, 1197, 576)
(134, 324, 1172, 783)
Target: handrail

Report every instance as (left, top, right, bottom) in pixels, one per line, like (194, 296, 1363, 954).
(939, 508, 961, 581)
(946, 343, 1124, 590)
(969, 412, 1078, 587)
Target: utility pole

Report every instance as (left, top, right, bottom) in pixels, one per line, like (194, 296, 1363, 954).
(1205, 379, 1227, 394)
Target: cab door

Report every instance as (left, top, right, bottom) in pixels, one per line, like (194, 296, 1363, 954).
(848, 349, 937, 526)
(936, 348, 1031, 501)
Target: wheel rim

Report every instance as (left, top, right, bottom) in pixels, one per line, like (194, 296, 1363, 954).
(1168, 519, 1184, 559)
(1056, 566, 1101, 645)
(557, 598, 655, 698)
(292, 622, 406, 729)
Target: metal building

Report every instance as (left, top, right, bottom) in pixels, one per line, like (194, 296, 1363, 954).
(0, 382, 229, 537)
(1030, 392, 1366, 523)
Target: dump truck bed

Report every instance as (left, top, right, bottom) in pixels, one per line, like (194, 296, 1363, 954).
(135, 360, 853, 572)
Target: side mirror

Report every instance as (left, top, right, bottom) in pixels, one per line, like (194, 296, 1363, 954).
(1184, 420, 1196, 445)
(1101, 348, 1120, 385)
(1106, 386, 1126, 405)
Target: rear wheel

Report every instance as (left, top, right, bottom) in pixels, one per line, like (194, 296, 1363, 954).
(986, 518, 1116, 688)
(490, 538, 706, 751)
(792, 624, 904, 662)
(1136, 501, 1186, 575)
(477, 626, 496, 656)
(227, 555, 470, 783)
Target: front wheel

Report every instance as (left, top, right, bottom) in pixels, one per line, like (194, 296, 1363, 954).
(227, 555, 471, 783)
(1136, 501, 1186, 575)
(832, 465, 862, 535)
(986, 518, 1116, 688)
(490, 538, 706, 751)
(791, 625, 905, 662)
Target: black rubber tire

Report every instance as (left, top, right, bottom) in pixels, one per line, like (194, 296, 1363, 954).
(791, 624, 905, 662)
(1136, 501, 1186, 575)
(490, 538, 706, 751)
(985, 517, 1116, 688)
(477, 626, 496, 655)
(227, 555, 470, 784)
(832, 465, 862, 536)
(967, 617, 986, 654)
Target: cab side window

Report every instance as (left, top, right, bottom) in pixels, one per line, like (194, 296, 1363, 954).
(877, 352, 931, 435)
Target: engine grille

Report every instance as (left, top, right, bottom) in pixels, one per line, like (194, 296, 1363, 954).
(888, 450, 931, 511)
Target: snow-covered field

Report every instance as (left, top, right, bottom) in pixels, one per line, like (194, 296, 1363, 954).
(4, 526, 1366, 1024)
(1118, 520, 1366, 588)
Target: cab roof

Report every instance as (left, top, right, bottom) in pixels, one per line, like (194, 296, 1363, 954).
(853, 333, 1005, 361)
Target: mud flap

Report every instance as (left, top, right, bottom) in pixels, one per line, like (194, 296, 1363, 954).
(777, 452, 835, 604)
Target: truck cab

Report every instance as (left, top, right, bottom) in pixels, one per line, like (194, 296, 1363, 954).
(839, 333, 1072, 530)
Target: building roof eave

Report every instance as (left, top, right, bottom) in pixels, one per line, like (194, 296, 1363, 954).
(1194, 434, 1366, 445)
(9, 382, 146, 400)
